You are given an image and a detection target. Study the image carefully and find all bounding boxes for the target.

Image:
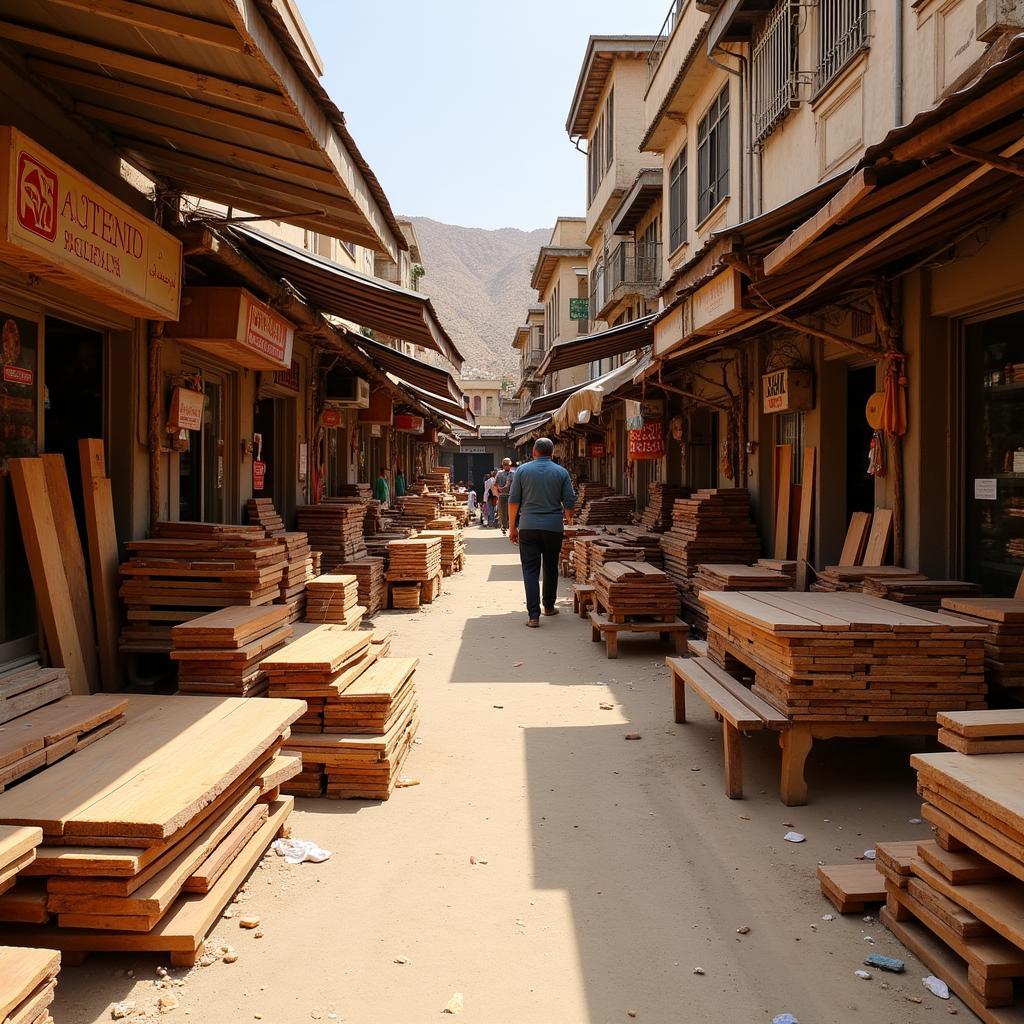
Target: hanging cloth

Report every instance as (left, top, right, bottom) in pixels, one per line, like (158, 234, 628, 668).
(867, 431, 886, 477)
(880, 351, 908, 436)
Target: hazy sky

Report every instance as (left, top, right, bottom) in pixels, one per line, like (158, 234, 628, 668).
(300, 0, 668, 232)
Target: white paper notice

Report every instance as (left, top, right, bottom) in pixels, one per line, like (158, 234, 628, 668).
(974, 478, 998, 500)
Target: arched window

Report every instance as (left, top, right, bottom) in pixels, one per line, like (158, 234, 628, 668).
(472, 395, 482, 413)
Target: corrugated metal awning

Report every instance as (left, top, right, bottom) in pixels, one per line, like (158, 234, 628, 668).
(538, 315, 656, 376)
(356, 335, 466, 407)
(232, 226, 463, 367)
(394, 378, 473, 424)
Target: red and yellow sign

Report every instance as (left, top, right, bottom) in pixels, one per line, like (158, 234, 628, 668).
(0, 127, 181, 320)
(320, 409, 342, 429)
(589, 442, 605, 458)
(628, 421, 665, 460)
(393, 414, 424, 434)
(167, 386, 205, 432)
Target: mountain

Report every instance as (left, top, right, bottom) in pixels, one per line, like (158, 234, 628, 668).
(406, 217, 549, 381)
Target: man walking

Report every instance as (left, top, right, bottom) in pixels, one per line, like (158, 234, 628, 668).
(508, 437, 575, 627)
(494, 458, 514, 535)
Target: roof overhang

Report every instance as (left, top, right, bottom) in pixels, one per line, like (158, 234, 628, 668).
(567, 35, 659, 138)
(550, 355, 643, 434)
(391, 377, 472, 424)
(609, 168, 664, 235)
(537, 315, 657, 376)
(509, 412, 552, 445)
(531, 246, 591, 294)
(231, 225, 463, 367)
(524, 383, 584, 416)
(0, 0, 405, 259)
(706, 0, 776, 51)
(356, 335, 467, 406)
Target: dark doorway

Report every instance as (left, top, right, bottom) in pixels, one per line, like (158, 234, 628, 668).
(253, 398, 277, 505)
(845, 365, 876, 521)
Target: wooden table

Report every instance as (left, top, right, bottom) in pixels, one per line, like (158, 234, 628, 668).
(698, 591, 988, 804)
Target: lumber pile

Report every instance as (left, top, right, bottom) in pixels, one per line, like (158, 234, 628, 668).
(0, 947, 60, 1024)
(170, 606, 293, 696)
(245, 498, 284, 536)
(859, 578, 981, 610)
(618, 527, 665, 567)
(386, 538, 442, 584)
(575, 483, 614, 511)
(702, 591, 988, 722)
(335, 557, 386, 617)
(265, 627, 420, 799)
(118, 524, 284, 653)
(639, 483, 691, 532)
(395, 494, 443, 527)
(296, 501, 367, 570)
(561, 526, 598, 575)
(688, 563, 795, 635)
(276, 532, 316, 623)
(426, 516, 458, 530)
(438, 500, 469, 527)
(422, 468, 451, 493)
(940, 598, 1024, 699)
(875, 719, 1024, 1018)
(577, 495, 634, 526)
(592, 562, 679, 621)
(335, 484, 373, 499)
(574, 537, 644, 584)
(811, 565, 927, 593)
(0, 666, 72, 727)
(0, 695, 302, 965)
(658, 490, 760, 614)
(304, 575, 364, 629)
(418, 530, 465, 576)
(937, 709, 1024, 755)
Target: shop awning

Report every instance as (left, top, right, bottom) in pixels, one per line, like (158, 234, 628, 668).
(355, 335, 466, 411)
(524, 383, 581, 416)
(232, 226, 462, 367)
(550, 356, 643, 433)
(0, 0, 405, 260)
(537, 315, 656, 376)
(423, 403, 477, 433)
(509, 412, 553, 445)
(394, 378, 473, 425)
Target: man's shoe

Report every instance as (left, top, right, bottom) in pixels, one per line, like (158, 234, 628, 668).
(526, 618, 540, 628)
(543, 607, 559, 616)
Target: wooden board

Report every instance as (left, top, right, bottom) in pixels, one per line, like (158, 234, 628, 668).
(773, 445, 792, 560)
(41, 454, 98, 693)
(838, 511, 871, 566)
(917, 839, 1007, 884)
(941, 598, 1024, 624)
(261, 626, 370, 674)
(0, 947, 59, 1020)
(939, 730, 1024, 755)
(862, 508, 893, 567)
(938, 710, 1024, 739)
(794, 447, 816, 591)
(0, 695, 303, 839)
(817, 862, 885, 911)
(8, 459, 89, 694)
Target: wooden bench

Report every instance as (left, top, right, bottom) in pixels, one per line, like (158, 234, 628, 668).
(590, 611, 688, 659)
(572, 584, 596, 619)
(666, 655, 788, 799)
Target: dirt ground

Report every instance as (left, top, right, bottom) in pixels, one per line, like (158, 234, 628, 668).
(54, 525, 965, 1024)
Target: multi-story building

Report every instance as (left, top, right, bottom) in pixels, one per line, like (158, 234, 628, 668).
(511, 305, 546, 411)
(459, 379, 505, 426)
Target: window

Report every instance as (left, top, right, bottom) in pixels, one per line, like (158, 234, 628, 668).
(605, 88, 614, 171)
(697, 86, 730, 224)
(751, 0, 799, 144)
(472, 395, 482, 414)
(486, 396, 495, 416)
(588, 113, 605, 206)
(669, 147, 688, 251)
(816, 0, 869, 93)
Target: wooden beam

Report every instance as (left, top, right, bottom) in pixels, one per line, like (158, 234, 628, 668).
(763, 169, 876, 276)
(29, 61, 314, 150)
(769, 314, 883, 359)
(0, 20, 290, 114)
(648, 381, 729, 410)
(45, 0, 243, 51)
(948, 143, 1024, 179)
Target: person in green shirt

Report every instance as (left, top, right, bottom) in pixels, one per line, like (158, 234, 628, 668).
(374, 470, 390, 505)
(395, 467, 407, 497)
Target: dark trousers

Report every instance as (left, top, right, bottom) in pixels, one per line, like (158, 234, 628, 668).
(518, 529, 562, 619)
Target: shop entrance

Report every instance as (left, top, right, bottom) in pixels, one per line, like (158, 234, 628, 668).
(179, 373, 227, 523)
(253, 396, 296, 524)
(845, 366, 876, 522)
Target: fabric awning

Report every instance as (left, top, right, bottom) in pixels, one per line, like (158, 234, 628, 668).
(524, 383, 583, 416)
(391, 377, 473, 424)
(352, 335, 465, 405)
(232, 226, 463, 367)
(550, 356, 643, 433)
(509, 412, 552, 444)
(423, 403, 477, 433)
(538, 315, 656, 376)
(0, 0, 405, 259)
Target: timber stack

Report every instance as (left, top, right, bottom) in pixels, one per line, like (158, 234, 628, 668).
(422, 468, 451, 492)
(617, 527, 665, 567)
(118, 524, 285, 654)
(592, 562, 679, 621)
(575, 483, 614, 513)
(394, 494, 443, 527)
(876, 709, 1024, 1019)
(573, 536, 644, 584)
(276, 532, 316, 623)
(418, 529, 465, 576)
(335, 557, 386, 618)
(304, 575, 365, 629)
(577, 495, 634, 526)
(264, 626, 419, 800)
(811, 566, 927, 593)
(170, 606, 293, 697)
(297, 502, 367, 570)
(861, 578, 982, 610)
(689, 562, 795, 635)
(0, 947, 60, 1024)
(386, 538, 443, 606)
(245, 498, 284, 536)
(639, 482, 690, 532)
(560, 526, 597, 576)
(940, 597, 1024, 700)
(0, 694, 302, 966)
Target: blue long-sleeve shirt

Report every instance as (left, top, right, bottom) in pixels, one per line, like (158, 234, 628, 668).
(508, 457, 576, 532)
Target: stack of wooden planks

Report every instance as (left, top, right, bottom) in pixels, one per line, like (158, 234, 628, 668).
(386, 538, 442, 596)
(860, 578, 982, 610)
(0, 947, 60, 1024)
(0, 666, 72, 726)
(119, 524, 285, 653)
(575, 483, 614, 512)
(335, 557, 386, 618)
(245, 498, 284, 536)
(395, 493, 443, 523)
(426, 516, 458, 530)
(592, 562, 680, 621)
(266, 627, 419, 799)
(276, 532, 315, 623)
(437, 499, 469, 527)
(0, 828, 43, 898)
(297, 501, 367, 570)
(0, 695, 302, 966)
(418, 530, 465, 576)
(811, 565, 927, 593)
(561, 526, 598, 576)
(304, 575, 365, 628)
(574, 537, 645, 584)
(702, 590, 988, 722)
(422, 468, 451, 493)
(577, 496, 634, 526)
(639, 483, 691, 532)
(616, 527, 665, 567)
(688, 563, 795, 635)
(875, 714, 1024, 1019)
(940, 598, 1024, 699)
(170, 606, 293, 696)
(659, 490, 760, 604)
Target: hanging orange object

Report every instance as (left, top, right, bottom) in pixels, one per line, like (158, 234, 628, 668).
(880, 352, 907, 436)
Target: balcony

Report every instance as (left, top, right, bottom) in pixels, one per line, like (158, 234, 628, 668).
(522, 347, 546, 373)
(600, 241, 662, 320)
(646, 0, 690, 87)
(589, 262, 606, 327)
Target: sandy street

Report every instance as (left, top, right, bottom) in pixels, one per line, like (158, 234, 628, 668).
(55, 526, 959, 1024)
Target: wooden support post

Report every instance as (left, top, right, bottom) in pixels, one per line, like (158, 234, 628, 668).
(723, 723, 743, 799)
(779, 724, 813, 806)
(673, 672, 687, 724)
(148, 321, 164, 534)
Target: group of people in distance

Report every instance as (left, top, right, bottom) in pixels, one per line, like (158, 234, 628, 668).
(460, 457, 518, 534)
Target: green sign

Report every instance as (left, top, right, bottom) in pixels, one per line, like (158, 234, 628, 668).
(569, 297, 589, 321)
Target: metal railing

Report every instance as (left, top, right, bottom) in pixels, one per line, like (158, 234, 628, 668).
(522, 348, 546, 371)
(752, 0, 800, 144)
(815, 0, 869, 93)
(647, 0, 690, 86)
(606, 241, 662, 296)
(589, 263, 606, 324)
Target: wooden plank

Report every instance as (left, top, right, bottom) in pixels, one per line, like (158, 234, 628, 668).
(670, 658, 765, 730)
(181, 804, 268, 894)
(862, 508, 893, 567)
(773, 445, 792, 560)
(939, 710, 1024, 739)
(939, 730, 1024, 755)
(941, 598, 1024, 624)
(8, 460, 89, 695)
(79, 440, 121, 691)
(0, 948, 59, 1021)
(838, 511, 871, 566)
(795, 447, 816, 591)
(917, 840, 1006, 885)
(817, 863, 885, 907)
(40, 455, 98, 692)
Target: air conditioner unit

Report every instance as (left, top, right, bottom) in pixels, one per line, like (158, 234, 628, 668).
(323, 369, 370, 408)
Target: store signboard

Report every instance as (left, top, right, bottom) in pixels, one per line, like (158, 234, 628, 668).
(762, 368, 813, 414)
(167, 386, 205, 432)
(589, 442, 605, 458)
(393, 414, 424, 434)
(0, 127, 181, 320)
(628, 421, 666, 460)
(274, 358, 300, 392)
(320, 409, 342, 429)
(253, 459, 267, 491)
(687, 267, 749, 334)
(569, 297, 589, 321)
(0, 311, 38, 459)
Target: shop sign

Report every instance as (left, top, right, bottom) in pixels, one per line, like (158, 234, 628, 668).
(589, 442, 606, 458)
(0, 127, 181, 320)
(393, 414, 424, 434)
(320, 409, 342, 429)
(654, 303, 684, 358)
(628, 421, 666, 460)
(253, 459, 267, 491)
(165, 287, 294, 371)
(460, 445, 486, 454)
(974, 478, 997, 501)
(298, 441, 308, 483)
(167, 386, 205, 432)
(356, 390, 393, 425)
(0, 310, 38, 459)
(686, 267, 749, 335)
(275, 358, 300, 392)
(370, 424, 382, 437)
(762, 368, 813, 414)
(569, 297, 589, 321)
